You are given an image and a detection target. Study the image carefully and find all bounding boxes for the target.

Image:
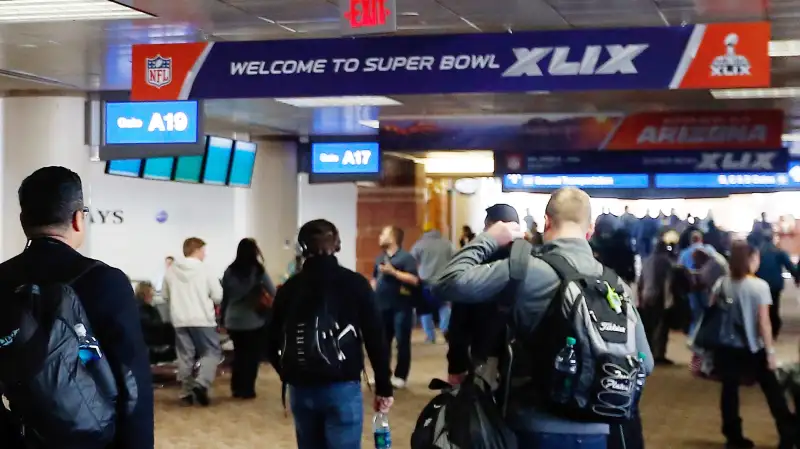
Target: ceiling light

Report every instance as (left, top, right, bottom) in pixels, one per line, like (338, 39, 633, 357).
(359, 120, 380, 129)
(770, 40, 800, 57)
(274, 96, 401, 108)
(710, 87, 800, 99)
(0, 0, 152, 23)
(423, 151, 494, 176)
(783, 133, 800, 142)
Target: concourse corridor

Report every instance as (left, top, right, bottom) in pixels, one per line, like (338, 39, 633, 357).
(153, 295, 800, 449)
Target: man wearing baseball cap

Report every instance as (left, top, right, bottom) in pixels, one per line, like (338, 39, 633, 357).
(446, 203, 521, 385)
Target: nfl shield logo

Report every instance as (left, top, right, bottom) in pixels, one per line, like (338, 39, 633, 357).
(146, 55, 172, 88)
(506, 154, 523, 171)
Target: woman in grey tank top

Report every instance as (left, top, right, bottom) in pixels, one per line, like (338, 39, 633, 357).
(711, 241, 794, 449)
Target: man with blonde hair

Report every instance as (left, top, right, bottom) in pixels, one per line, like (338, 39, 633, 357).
(164, 237, 223, 406)
(435, 187, 653, 449)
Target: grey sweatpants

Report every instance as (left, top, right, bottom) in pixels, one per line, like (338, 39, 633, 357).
(175, 327, 221, 397)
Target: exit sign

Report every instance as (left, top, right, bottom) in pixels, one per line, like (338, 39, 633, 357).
(339, 0, 397, 36)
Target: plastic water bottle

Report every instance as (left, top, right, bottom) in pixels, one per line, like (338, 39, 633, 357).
(373, 412, 392, 449)
(634, 352, 647, 406)
(552, 336, 578, 404)
(74, 323, 102, 365)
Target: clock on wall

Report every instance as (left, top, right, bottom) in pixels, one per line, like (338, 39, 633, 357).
(454, 178, 479, 195)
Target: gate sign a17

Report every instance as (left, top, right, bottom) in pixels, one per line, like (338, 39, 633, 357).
(131, 22, 770, 101)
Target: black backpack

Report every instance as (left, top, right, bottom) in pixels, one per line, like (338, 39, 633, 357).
(279, 287, 361, 383)
(505, 240, 644, 423)
(411, 375, 517, 449)
(0, 266, 118, 448)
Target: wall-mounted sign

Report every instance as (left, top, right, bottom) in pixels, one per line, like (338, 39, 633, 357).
(502, 173, 650, 191)
(495, 148, 789, 175)
(339, 0, 396, 36)
(654, 161, 800, 189)
(311, 142, 380, 174)
(131, 22, 770, 101)
(100, 99, 205, 160)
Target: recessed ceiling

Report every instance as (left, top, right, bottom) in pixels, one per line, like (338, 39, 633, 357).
(0, 0, 799, 134)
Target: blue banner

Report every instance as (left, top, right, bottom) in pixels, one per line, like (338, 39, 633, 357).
(655, 161, 800, 189)
(131, 23, 772, 100)
(502, 173, 649, 191)
(494, 149, 789, 175)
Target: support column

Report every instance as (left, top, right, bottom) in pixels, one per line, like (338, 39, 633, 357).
(1, 94, 91, 260)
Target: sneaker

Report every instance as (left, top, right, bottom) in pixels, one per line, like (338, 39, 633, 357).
(390, 376, 407, 389)
(192, 386, 211, 407)
(725, 437, 755, 449)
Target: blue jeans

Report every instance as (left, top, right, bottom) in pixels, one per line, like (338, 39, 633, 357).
(382, 308, 412, 380)
(420, 304, 451, 342)
(516, 432, 607, 449)
(289, 381, 364, 449)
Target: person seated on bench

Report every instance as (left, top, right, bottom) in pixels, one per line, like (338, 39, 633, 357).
(136, 281, 175, 364)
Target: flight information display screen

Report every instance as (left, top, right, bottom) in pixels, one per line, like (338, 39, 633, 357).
(174, 155, 203, 183)
(142, 157, 175, 181)
(106, 159, 142, 177)
(228, 140, 257, 187)
(202, 136, 234, 185)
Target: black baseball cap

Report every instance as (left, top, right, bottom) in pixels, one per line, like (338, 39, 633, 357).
(485, 204, 520, 224)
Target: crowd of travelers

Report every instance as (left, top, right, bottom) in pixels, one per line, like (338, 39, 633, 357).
(0, 165, 796, 449)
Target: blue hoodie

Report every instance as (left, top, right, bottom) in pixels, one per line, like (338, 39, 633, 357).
(756, 244, 796, 292)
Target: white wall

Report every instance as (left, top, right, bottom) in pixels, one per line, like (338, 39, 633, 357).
(87, 139, 299, 283)
(296, 173, 358, 271)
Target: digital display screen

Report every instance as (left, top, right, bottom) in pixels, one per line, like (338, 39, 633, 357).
(228, 141, 257, 187)
(104, 100, 200, 145)
(202, 136, 234, 185)
(655, 161, 800, 189)
(502, 173, 650, 190)
(311, 142, 380, 174)
(174, 155, 203, 183)
(106, 159, 142, 177)
(142, 157, 175, 181)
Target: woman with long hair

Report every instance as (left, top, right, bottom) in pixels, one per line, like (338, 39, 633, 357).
(712, 241, 794, 449)
(221, 238, 276, 399)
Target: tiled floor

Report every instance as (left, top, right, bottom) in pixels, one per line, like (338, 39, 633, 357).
(154, 287, 800, 448)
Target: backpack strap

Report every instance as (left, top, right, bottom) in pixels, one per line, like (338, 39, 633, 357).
(537, 252, 581, 282)
(497, 239, 533, 309)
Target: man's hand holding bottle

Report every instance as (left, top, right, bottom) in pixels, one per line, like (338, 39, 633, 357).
(374, 396, 394, 413)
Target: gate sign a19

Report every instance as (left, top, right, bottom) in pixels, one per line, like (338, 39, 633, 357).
(131, 22, 770, 101)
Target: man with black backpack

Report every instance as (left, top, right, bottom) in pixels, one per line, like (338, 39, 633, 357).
(267, 219, 393, 449)
(0, 166, 153, 449)
(435, 187, 653, 449)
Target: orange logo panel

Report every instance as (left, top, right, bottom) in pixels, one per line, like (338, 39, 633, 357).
(131, 43, 209, 101)
(680, 22, 771, 89)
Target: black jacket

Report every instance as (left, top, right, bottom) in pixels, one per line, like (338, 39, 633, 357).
(0, 238, 154, 449)
(266, 255, 392, 398)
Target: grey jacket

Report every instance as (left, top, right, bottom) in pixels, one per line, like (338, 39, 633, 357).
(410, 230, 455, 282)
(222, 267, 277, 331)
(434, 234, 654, 435)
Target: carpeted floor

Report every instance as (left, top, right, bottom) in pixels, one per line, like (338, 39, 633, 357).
(153, 329, 800, 449)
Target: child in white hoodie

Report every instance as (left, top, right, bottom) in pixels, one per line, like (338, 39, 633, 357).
(163, 237, 223, 406)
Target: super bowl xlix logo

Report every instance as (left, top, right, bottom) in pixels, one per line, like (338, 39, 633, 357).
(146, 55, 173, 88)
(710, 33, 751, 77)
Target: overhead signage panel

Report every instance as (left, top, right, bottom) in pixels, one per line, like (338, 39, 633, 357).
(311, 142, 380, 174)
(381, 110, 784, 152)
(100, 99, 205, 160)
(502, 173, 650, 191)
(130, 22, 770, 100)
(105, 100, 200, 145)
(655, 161, 800, 189)
(494, 148, 789, 175)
